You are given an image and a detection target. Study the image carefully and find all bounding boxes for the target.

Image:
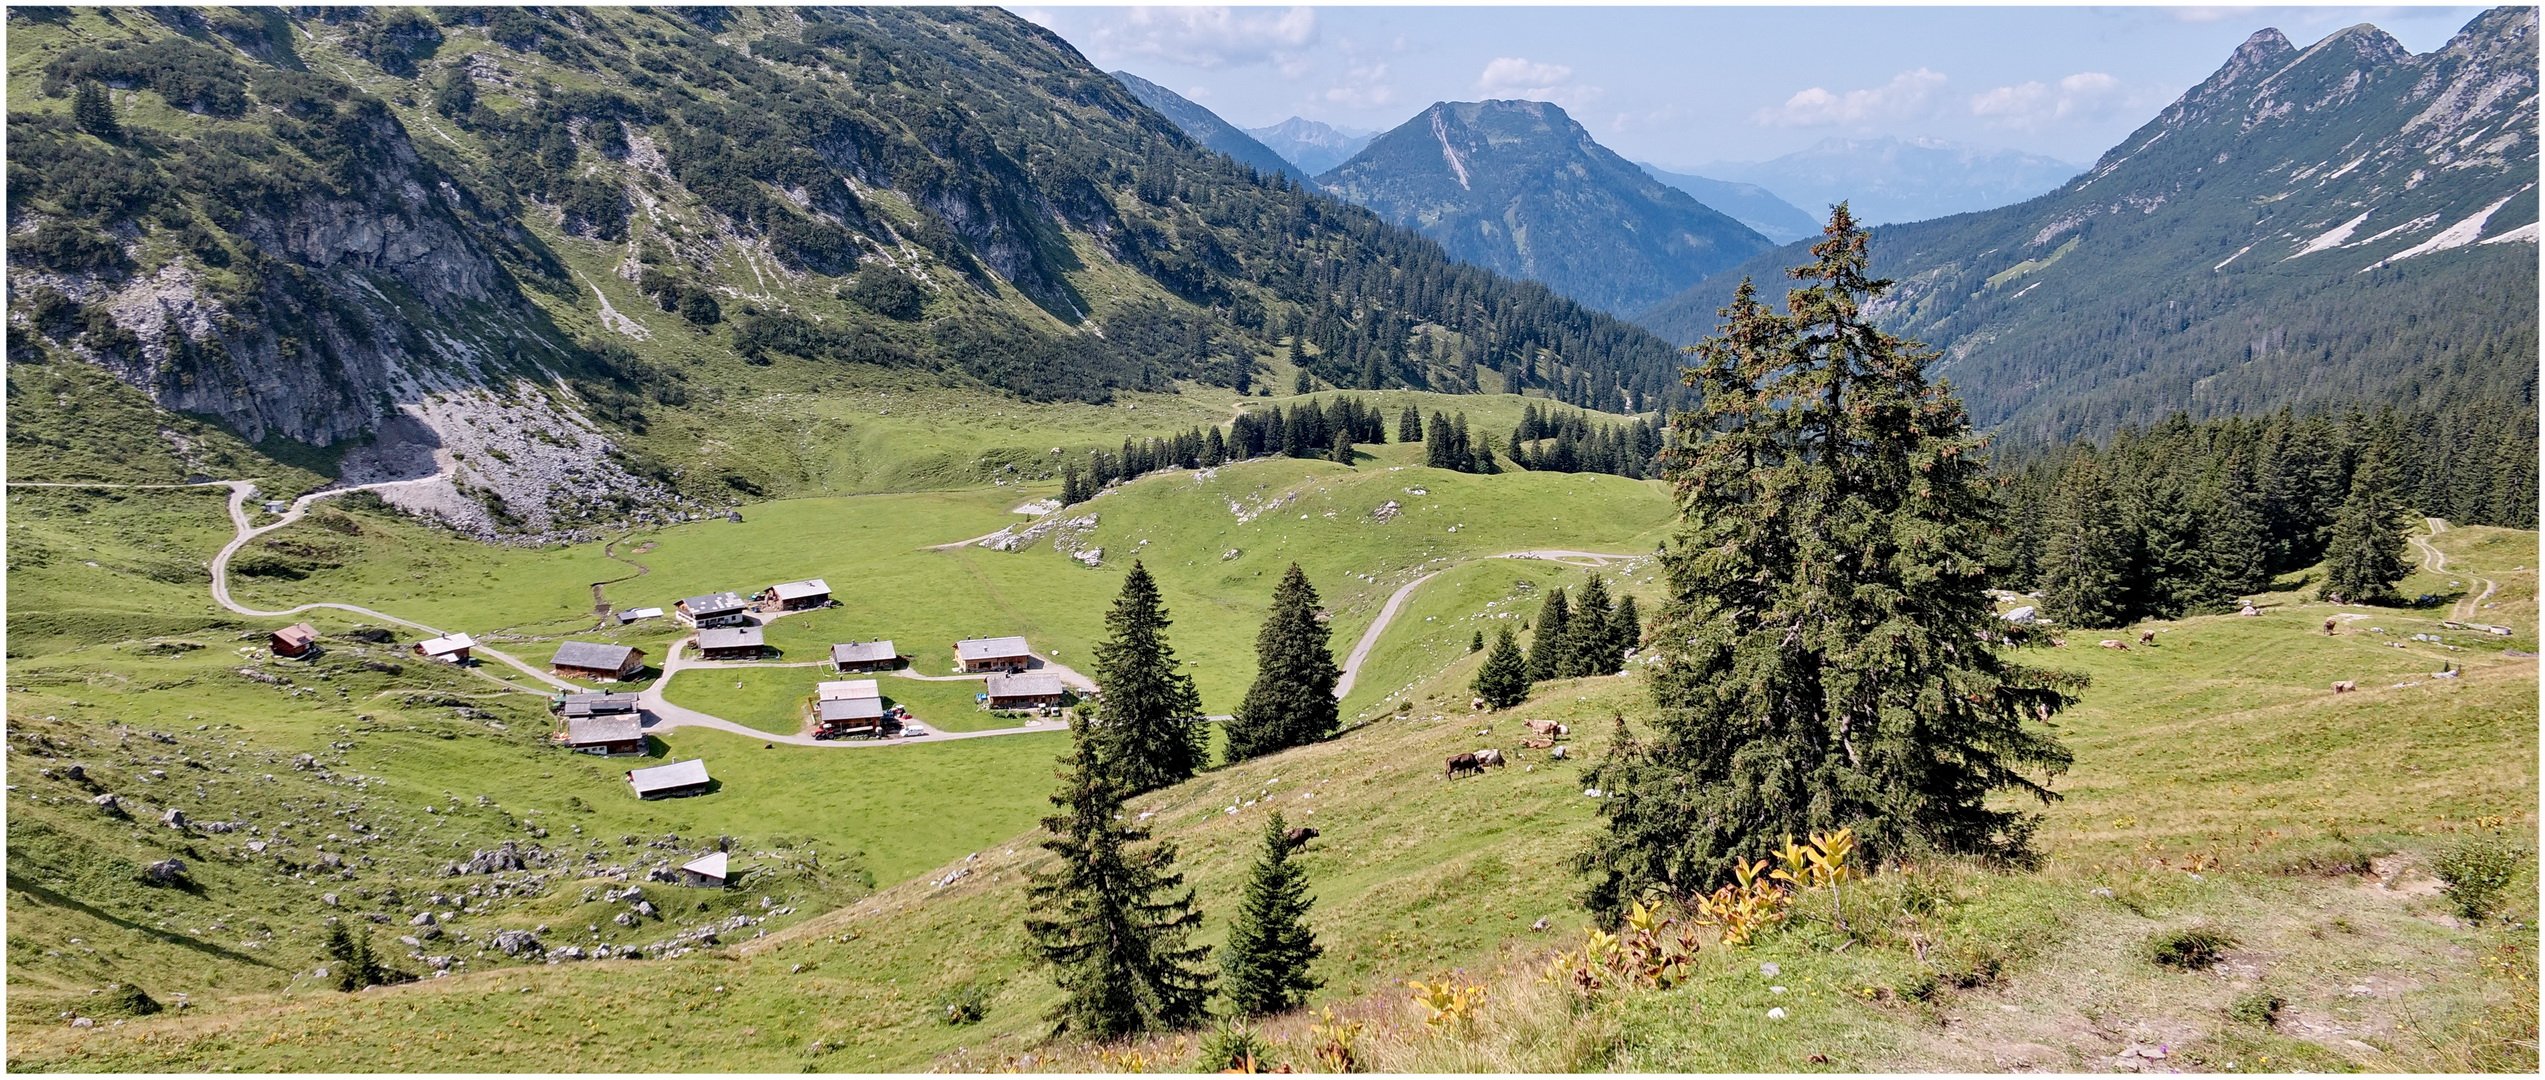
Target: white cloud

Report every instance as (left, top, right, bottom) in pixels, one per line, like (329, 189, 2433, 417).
(1754, 68, 1947, 127)
(1969, 71, 2126, 130)
(1042, 6, 1320, 72)
(1324, 61, 1397, 109)
(1475, 56, 1604, 111)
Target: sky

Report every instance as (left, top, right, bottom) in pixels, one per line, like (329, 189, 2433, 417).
(1014, 4, 2492, 168)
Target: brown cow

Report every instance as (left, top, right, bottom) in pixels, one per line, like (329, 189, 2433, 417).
(2138, 630, 2157, 646)
(1520, 736, 1554, 750)
(1474, 748, 1508, 769)
(1445, 752, 1482, 779)
(2324, 618, 2339, 636)
(1282, 826, 1320, 851)
(2098, 639, 2130, 651)
(2331, 680, 2357, 694)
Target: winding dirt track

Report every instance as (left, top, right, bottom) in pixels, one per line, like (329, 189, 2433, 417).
(2413, 517, 2498, 623)
(1331, 549, 1644, 700)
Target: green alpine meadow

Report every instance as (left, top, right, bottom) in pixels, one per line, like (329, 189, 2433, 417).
(5, 4, 2535, 1074)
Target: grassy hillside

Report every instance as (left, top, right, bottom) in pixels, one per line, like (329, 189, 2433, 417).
(7, 497, 2532, 1070)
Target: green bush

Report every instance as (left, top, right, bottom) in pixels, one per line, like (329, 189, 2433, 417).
(937, 984, 987, 1026)
(103, 982, 162, 1017)
(2227, 989, 2284, 1028)
(2433, 836, 2528, 922)
(1196, 1025, 1277, 1072)
(2143, 925, 2236, 970)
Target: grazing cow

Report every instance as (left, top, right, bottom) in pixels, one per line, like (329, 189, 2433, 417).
(1470, 697, 1488, 711)
(2138, 630, 2157, 646)
(1474, 748, 1508, 769)
(1549, 745, 1569, 761)
(2324, 618, 2339, 636)
(1520, 736, 1554, 750)
(1445, 752, 1482, 779)
(2098, 639, 2130, 650)
(2331, 680, 2357, 694)
(1282, 826, 1320, 851)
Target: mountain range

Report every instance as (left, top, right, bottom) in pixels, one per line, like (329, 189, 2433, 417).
(1686, 136, 2084, 226)
(1641, 7, 2540, 444)
(1108, 71, 1308, 185)
(1246, 115, 1376, 176)
(1634, 163, 1821, 243)
(6, 7, 1685, 533)
(1317, 99, 1772, 315)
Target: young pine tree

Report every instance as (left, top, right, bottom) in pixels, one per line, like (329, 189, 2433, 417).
(1026, 715, 1215, 1037)
(1399, 405, 1423, 444)
(1221, 811, 1322, 1017)
(2038, 456, 2133, 629)
(1528, 588, 1573, 680)
(1567, 575, 1620, 676)
(73, 82, 121, 140)
(1473, 626, 1532, 708)
(1576, 207, 2077, 920)
(1226, 564, 1341, 762)
(2319, 439, 2411, 603)
(1470, 630, 1486, 653)
(1327, 428, 1355, 465)
(1607, 594, 1642, 662)
(1091, 561, 1206, 792)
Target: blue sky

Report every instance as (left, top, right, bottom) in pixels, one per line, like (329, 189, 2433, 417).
(1014, 4, 2491, 167)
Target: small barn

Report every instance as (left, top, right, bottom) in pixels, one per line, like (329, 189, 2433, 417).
(557, 692, 642, 718)
(985, 672, 1068, 710)
(628, 759, 712, 800)
(414, 633, 476, 664)
(262, 499, 289, 515)
(551, 641, 646, 681)
(617, 607, 665, 625)
(816, 696, 888, 738)
(695, 625, 768, 661)
(269, 623, 319, 659)
(829, 640, 907, 673)
(679, 851, 730, 888)
(562, 714, 647, 757)
(759, 579, 832, 612)
(675, 591, 752, 628)
(817, 678, 881, 702)
(954, 635, 1033, 673)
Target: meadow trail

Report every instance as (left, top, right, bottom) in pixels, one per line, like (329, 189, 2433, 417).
(2414, 517, 2499, 622)
(1333, 548, 1643, 699)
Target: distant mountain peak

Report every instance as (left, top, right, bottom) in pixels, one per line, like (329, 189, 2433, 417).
(1242, 115, 1377, 177)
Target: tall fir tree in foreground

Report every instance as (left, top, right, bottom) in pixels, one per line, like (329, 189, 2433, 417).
(1528, 588, 1573, 680)
(1473, 626, 1532, 708)
(1577, 206, 2078, 920)
(2038, 456, 2132, 629)
(1026, 715, 1215, 1037)
(1091, 561, 1205, 792)
(2319, 438, 2411, 603)
(1225, 564, 1341, 762)
(1221, 811, 1323, 1017)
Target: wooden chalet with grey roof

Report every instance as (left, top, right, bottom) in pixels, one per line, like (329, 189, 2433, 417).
(829, 639, 907, 672)
(269, 623, 319, 659)
(555, 691, 641, 719)
(758, 578, 833, 612)
(562, 714, 647, 757)
(953, 635, 1033, 673)
(628, 759, 712, 800)
(550, 640, 646, 682)
(674, 591, 752, 628)
(695, 625, 768, 661)
(985, 672, 1069, 710)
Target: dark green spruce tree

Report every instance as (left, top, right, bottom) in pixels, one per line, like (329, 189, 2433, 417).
(1576, 207, 2078, 920)
(1568, 575, 1621, 676)
(1225, 564, 1341, 762)
(1472, 626, 1532, 709)
(1026, 714, 1215, 1037)
(2038, 456, 2132, 629)
(1607, 594, 1642, 661)
(2198, 453, 2275, 603)
(1091, 561, 1206, 792)
(1529, 588, 1573, 680)
(2319, 437, 2412, 603)
(1221, 811, 1323, 1017)
(72, 82, 120, 140)
(1399, 405, 1423, 443)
